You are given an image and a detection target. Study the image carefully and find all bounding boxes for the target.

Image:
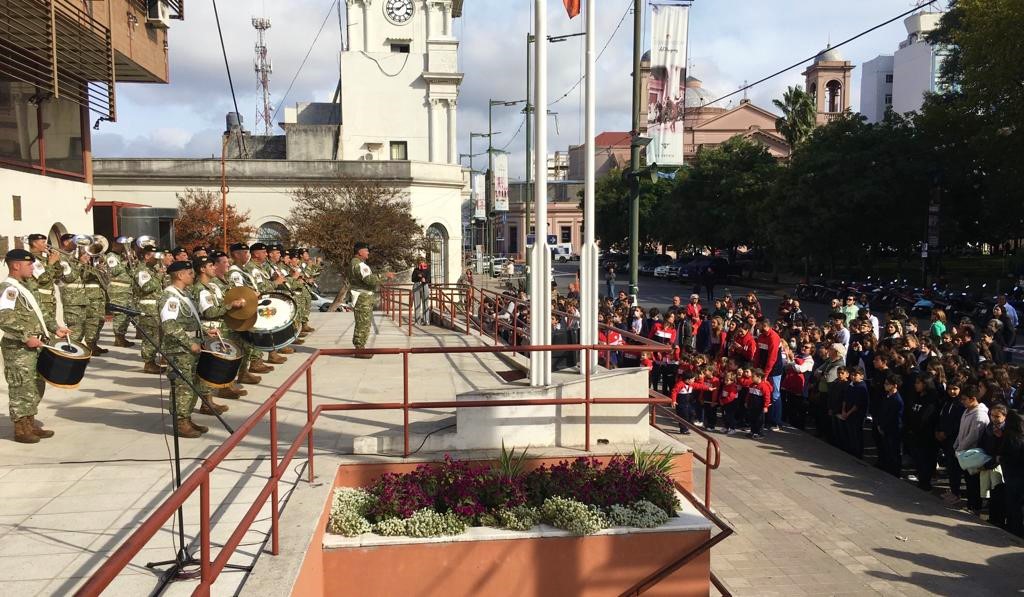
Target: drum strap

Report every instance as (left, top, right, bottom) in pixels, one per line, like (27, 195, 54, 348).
(4, 277, 50, 340)
(168, 286, 203, 329)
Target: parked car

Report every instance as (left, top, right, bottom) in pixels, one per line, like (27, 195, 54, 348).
(677, 257, 737, 282)
(639, 254, 674, 276)
(312, 289, 335, 312)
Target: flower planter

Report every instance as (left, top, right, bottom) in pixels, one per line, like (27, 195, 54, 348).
(293, 455, 713, 597)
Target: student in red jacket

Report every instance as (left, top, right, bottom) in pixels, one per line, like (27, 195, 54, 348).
(671, 370, 697, 435)
(755, 318, 785, 431)
(650, 312, 679, 393)
(729, 322, 758, 366)
(720, 371, 742, 434)
(746, 368, 772, 439)
(694, 367, 720, 431)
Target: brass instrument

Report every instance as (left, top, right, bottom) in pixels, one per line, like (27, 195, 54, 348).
(115, 235, 136, 266)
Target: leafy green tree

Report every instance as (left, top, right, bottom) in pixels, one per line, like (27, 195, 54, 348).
(664, 137, 779, 260)
(772, 85, 817, 149)
(590, 168, 675, 252)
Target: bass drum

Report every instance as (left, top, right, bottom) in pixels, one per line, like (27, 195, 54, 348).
(242, 292, 298, 351)
(37, 339, 92, 389)
(197, 338, 243, 388)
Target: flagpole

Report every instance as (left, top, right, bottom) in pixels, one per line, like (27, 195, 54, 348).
(529, 0, 551, 387)
(579, 0, 598, 373)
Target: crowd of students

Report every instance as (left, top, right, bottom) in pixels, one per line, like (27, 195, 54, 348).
(584, 288, 1024, 537)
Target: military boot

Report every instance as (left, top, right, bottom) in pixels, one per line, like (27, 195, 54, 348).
(188, 418, 209, 434)
(90, 341, 109, 355)
(199, 399, 228, 415)
(292, 337, 305, 345)
(28, 416, 54, 438)
(114, 334, 135, 348)
(250, 360, 273, 374)
(268, 351, 287, 364)
(144, 361, 165, 375)
(237, 364, 262, 385)
(279, 346, 295, 354)
(175, 419, 202, 439)
(13, 418, 40, 444)
(217, 385, 243, 400)
(302, 324, 315, 333)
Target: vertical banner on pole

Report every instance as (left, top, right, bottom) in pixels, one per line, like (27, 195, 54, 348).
(491, 152, 510, 212)
(647, 3, 689, 166)
(473, 173, 486, 220)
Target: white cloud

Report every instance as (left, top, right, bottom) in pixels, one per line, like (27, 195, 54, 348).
(98, 0, 921, 177)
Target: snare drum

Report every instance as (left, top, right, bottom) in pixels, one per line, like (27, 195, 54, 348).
(242, 292, 298, 351)
(197, 338, 243, 388)
(37, 339, 92, 389)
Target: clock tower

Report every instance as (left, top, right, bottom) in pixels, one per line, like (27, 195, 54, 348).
(340, 0, 463, 163)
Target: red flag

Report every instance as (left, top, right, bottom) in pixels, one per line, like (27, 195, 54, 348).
(563, 0, 581, 19)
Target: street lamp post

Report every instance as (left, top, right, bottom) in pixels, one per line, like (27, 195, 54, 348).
(488, 99, 525, 259)
(629, 0, 646, 301)
(470, 131, 496, 268)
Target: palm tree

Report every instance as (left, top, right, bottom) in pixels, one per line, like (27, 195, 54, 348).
(773, 85, 817, 149)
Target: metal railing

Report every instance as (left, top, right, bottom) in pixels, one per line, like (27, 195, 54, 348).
(77, 289, 732, 596)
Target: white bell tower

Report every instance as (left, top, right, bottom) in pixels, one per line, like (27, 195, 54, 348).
(340, 0, 463, 163)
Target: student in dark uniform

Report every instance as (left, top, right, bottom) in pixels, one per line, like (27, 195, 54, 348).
(877, 374, 905, 477)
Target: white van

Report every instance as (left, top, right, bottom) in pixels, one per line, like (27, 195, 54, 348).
(550, 244, 577, 263)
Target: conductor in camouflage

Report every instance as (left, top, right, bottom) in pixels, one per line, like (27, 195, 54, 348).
(350, 242, 393, 357)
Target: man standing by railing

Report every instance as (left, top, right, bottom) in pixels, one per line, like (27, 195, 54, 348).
(351, 242, 394, 358)
(411, 259, 431, 325)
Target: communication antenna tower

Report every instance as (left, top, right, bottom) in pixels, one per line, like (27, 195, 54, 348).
(252, 16, 274, 135)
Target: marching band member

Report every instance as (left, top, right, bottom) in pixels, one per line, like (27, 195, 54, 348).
(1, 249, 71, 444)
(247, 243, 287, 365)
(227, 243, 273, 374)
(350, 242, 394, 357)
(267, 244, 297, 352)
(106, 242, 136, 348)
(135, 246, 166, 374)
(171, 247, 190, 262)
(25, 233, 61, 322)
(159, 260, 225, 439)
(193, 254, 248, 399)
(83, 250, 108, 355)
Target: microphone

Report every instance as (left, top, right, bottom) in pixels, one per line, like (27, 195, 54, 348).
(107, 302, 142, 317)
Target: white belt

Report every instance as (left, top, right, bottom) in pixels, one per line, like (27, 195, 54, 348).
(37, 289, 53, 295)
(202, 321, 223, 328)
(84, 284, 101, 288)
(139, 299, 158, 305)
(65, 283, 101, 289)
(110, 282, 130, 287)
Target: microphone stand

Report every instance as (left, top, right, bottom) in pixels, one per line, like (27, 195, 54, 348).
(108, 303, 246, 587)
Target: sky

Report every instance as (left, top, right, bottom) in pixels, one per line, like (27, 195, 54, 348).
(94, 0, 940, 179)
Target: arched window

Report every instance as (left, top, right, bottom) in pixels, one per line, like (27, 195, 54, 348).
(426, 223, 448, 284)
(256, 221, 290, 245)
(825, 80, 842, 113)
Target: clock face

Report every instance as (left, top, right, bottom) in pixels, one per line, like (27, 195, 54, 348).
(384, 0, 414, 25)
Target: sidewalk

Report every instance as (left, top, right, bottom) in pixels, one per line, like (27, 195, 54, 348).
(667, 423, 1024, 596)
(0, 311, 522, 595)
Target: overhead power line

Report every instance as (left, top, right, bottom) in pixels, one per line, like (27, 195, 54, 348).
(269, 0, 339, 127)
(211, 0, 246, 156)
(704, 0, 942, 106)
(551, 0, 633, 106)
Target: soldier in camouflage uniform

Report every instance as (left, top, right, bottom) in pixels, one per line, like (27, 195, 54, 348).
(194, 253, 248, 399)
(1, 249, 71, 443)
(285, 251, 311, 342)
(106, 243, 136, 348)
(247, 242, 288, 365)
(267, 244, 298, 352)
(350, 242, 394, 358)
(159, 260, 224, 439)
(24, 234, 61, 323)
(61, 251, 95, 346)
(299, 249, 321, 333)
(135, 246, 166, 374)
(226, 243, 273, 376)
(81, 250, 109, 355)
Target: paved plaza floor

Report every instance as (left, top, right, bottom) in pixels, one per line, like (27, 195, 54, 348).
(2, 309, 1022, 596)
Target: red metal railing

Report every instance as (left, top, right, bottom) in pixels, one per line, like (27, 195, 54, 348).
(379, 283, 413, 336)
(78, 290, 732, 596)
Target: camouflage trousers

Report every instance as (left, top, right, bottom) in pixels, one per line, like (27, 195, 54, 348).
(85, 290, 106, 344)
(167, 351, 200, 420)
(352, 292, 375, 349)
(108, 288, 133, 335)
(138, 306, 160, 363)
(1, 343, 45, 419)
(62, 303, 91, 344)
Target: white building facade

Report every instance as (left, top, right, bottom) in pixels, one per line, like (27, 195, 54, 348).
(860, 11, 946, 123)
(93, 0, 467, 284)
